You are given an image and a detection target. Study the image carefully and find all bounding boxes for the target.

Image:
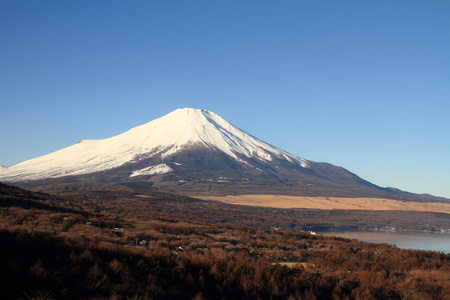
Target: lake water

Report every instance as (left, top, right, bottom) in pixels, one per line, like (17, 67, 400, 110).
(320, 231, 450, 253)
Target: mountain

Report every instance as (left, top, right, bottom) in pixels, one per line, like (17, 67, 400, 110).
(0, 108, 307, 181)
(0, 108, 427, 199)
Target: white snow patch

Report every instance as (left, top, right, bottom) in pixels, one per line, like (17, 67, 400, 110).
(129, 164, 173, 177)
(299, 158, 308, 168)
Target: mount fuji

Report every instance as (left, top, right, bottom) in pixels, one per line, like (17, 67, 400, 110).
(0, 108, 407, 197)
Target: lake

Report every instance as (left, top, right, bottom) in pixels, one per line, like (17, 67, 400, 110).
(320, 231, 450, 253)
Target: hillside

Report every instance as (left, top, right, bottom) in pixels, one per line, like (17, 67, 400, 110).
(1, 182, 450, 299)
(19, 182, 450, 233)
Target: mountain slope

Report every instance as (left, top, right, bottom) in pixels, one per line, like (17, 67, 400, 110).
(0, 108, 424, 199)
(0, 108, 306, 181)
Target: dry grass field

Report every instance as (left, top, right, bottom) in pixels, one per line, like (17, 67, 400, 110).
(197, 195, 450, 214)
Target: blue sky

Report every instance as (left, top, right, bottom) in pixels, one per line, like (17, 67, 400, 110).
(1, 1, 449, 198)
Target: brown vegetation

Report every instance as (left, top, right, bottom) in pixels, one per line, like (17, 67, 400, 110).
(1, 182, 450, 299)
(37, 185, 450, 232)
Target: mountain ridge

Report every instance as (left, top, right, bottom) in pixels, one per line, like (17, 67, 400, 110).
(0, 108, 446, 201)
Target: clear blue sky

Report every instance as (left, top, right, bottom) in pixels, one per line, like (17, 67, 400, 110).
(1, 1, 449, 198)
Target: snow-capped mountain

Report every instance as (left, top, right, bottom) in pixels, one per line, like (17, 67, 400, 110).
(0, 108, 306, 181)
(0, 108, 391, 197)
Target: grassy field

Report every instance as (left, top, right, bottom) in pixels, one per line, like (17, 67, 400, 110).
(198, 195, 450, 214)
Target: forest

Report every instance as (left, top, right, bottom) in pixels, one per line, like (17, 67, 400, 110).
(1, 182, 450, 299)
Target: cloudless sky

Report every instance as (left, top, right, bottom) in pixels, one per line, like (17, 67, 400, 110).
(1, 1, 449, 198)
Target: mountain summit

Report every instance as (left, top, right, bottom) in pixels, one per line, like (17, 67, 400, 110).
(1, 108, 397, 197)
(0, 108, 305, 180)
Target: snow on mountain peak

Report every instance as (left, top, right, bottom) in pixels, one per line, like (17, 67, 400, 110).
(0, 108, 307, 181)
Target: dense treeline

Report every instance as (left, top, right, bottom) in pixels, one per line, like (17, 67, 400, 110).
(1, 227, 450, 300)
(2, 183, 450, 299)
